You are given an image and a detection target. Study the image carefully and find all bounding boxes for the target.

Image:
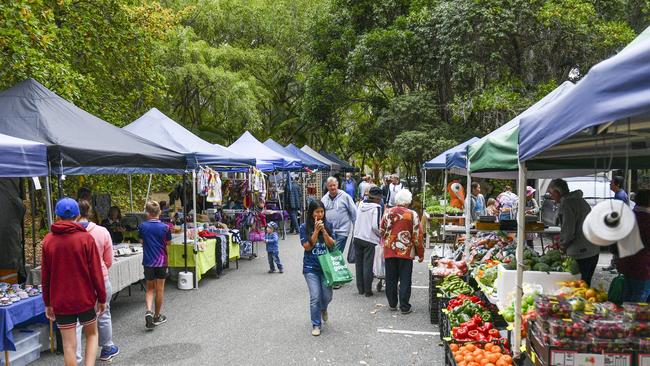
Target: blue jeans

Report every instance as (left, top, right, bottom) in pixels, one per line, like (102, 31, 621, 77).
(288, 209, 299, 233)
(268, 251, 283, 271)
(624, 277, 650, 302)
(335, 235, 348, 253)
(304, 272, 333, 327)
(77, 279, 113, 363)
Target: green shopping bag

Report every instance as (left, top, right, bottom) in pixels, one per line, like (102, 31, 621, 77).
(608, 274, 625, 305)
(318, 249, 353, 287)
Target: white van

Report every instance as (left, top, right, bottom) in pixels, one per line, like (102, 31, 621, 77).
(538, 175, 614, 225)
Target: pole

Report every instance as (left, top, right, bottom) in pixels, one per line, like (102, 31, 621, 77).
(274, 172, 287, 239)
(463, 161, 472, 260)
(30, 180, 37, 267)
(514, 161, 528, 357)
(182, 173, 188, 272)
(442, 169, 448, 255)
(57, 175, 63, 200)
(143, 174, 153, 211)
(192, 169, 198, 289)
(44, 173, 53, 227)
(128, 174, 134, 212)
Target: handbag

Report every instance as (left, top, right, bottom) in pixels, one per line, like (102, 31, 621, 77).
(373, 239, 385, 278)
(608, 274, 625, 305)
(347, 239, 356, 264)
(248, 230, 265, 242)
(318, 249, 353, 287)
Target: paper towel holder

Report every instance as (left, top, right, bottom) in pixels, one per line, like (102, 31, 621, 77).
(604, 211, 620, 227)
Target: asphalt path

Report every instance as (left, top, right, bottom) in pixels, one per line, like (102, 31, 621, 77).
(34, 235, 444, 365)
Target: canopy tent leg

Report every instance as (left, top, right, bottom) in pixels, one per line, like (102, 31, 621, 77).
(44, 174, 53, 227)
(128, 174, 134, 213)
(29, 180, 37, 267)
(182, 173, 188, 273)
(143, 174, 153, 211)
(423, 169, 429, 249)
(464, 160, 472, 260)
(513, 161, 528, 357)
(57, 175, 63, 200)
(192, 169, 198, 289)
(442, 170, 448, 256)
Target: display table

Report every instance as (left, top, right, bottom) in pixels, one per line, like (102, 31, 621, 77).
(109, 253, 144, 294)
(167, 239, 217, 287)
(0, 295, 48, 352)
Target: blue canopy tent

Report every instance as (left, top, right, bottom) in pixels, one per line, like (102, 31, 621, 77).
(301, 145, 340, 172)
(423, 137, 479, 170)
(124, 108, 256, 169)
(506, 28, 650, 355)
(285, 144, 330, 170)
(263, 139, 306, 171)
(229, 131, 302, 172)
(0, 133, 47, 177)
(319, 151, 357, 172)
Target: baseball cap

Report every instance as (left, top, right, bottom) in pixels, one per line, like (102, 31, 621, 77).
(267, 222, 278, 230)
(368, 186, 382, 198)
(55, 198, 80, 219)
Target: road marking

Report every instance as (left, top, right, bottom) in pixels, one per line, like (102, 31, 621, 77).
(411, 285, 428, 289)
(377, 328, 439, 336)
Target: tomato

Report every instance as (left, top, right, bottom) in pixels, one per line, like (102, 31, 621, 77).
(500, 355, 513, 365)
(450, 343, 460, 352)
(480, 359, 490, 365)
(464, 354, 474, 362)
(487, 353, 500, 363)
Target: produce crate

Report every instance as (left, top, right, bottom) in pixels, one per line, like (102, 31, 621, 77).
(438, 297, 451, 340)
(429, 270, 445, 324)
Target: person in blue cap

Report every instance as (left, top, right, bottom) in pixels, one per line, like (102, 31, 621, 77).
(42, 198, 106, 366)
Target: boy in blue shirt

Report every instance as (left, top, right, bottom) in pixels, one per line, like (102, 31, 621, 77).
(265, 222, 283, 273)
(139, 201, 172, 330)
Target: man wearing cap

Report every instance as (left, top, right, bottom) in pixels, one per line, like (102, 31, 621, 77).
(42, 198, 106, 366)
(352, 187, 384, 296)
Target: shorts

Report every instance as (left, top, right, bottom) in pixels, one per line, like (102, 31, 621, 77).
(144, 266, 168, 281)
(56, 308, 96, 329)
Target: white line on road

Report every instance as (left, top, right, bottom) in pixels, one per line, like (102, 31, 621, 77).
(377, 329, 439, 336)
(411, 285, 428, 289)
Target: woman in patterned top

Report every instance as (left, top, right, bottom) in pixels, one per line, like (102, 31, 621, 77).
(380, 189, 424, 314)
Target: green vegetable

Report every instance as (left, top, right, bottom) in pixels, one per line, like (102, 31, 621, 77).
(533, 263, 551, 272)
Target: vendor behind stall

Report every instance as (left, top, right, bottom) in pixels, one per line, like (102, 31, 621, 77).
(547, 179, 600, 286)
(616, 189, 650, 302)
(102, 206, 125, 244)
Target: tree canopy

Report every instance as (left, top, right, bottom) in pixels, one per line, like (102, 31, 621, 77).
(1, 0, 647, 187)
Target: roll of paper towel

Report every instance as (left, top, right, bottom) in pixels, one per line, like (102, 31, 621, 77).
(582, 200, 635, 246)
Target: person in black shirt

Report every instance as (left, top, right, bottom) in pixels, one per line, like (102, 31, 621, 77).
(101, 206, 125, 244)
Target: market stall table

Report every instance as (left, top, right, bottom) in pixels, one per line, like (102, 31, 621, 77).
(109, 252, 145, 296)
(0, 295, 51, 365)
(167, 239, 217, 288)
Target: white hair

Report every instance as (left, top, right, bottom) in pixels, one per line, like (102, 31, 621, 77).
(394, 189, 412, 206)
(326, 176, 338, 185)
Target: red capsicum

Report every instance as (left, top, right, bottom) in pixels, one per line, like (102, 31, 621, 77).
(488, 328, 500, 338)
(468, 329, 480, 340)
(453, 326, 468, 339)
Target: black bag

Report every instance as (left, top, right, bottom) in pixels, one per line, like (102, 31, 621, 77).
(347, 237, 356, 264)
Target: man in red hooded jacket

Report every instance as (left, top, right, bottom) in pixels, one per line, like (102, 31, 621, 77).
(42, 198, 106, 366)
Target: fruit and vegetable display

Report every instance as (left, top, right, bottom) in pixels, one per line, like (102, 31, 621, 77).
(431, 258, 468, 277)
(449, 342, 513, 366)
(555, 280, 608, 303)
(439, 275, 474, 297)
(502, 249, 579, 274)
(501, 293, 537, 323)
(424, 194, 463, 216)
(461, 233, 513, 265)
(528, 296, 649, 355)
(476, 262, 499, 288)
(451, 314, 502, 343)
(447, 297, 492, 328)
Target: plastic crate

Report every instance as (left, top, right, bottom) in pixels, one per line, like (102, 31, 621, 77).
(429, 271, 445, 324)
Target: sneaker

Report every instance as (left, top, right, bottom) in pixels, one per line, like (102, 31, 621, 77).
(333, 285, 342, 290)
(279, 269, 284, 273)
(268, 269, 276, 273)
(389, 306, 398, 311)
(321, 310, 328, 322)
(145, 311, 154, 330)
(401, 308, 413, 315)
(99, 345, 119, 361)
(364, 292, 374, 297)
(311, 326, 321, 336)
(153, 314, 167, 326)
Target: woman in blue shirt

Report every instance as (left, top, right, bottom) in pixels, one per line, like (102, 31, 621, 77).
(299, 200, 336, 336)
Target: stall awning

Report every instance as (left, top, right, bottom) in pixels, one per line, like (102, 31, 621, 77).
(229, 131, 302, 172)
(301, 145, 340, 171)
(262, 139, 305, 171)
(0, 79, 186, 174)
(519, 27, 650, 168)
(422, 137, 479, 171)
(285, 144, 330, 171)
(318, 151, 357, 172)
(0, 133, 47, 177)
(465, 81, 575, 177)
(124, 108, 255, 169)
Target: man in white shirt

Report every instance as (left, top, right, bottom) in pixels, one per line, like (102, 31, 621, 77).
(387, 174, 403, 207)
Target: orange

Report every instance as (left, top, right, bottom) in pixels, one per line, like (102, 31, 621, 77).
(486, 364, 496, 366)
(466, 344, 476, 352)
(496, 359, 507, 366)
(450, 343, 460, 352)
(468, 362, 480, 366)
(484, 342, 495, 351)
(480, 359, 490, 365)
(455, 355, 464, 363)
(487, 353, 500, 363)
(465, 355, 474, 362)
(501, 355, 513, 364)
